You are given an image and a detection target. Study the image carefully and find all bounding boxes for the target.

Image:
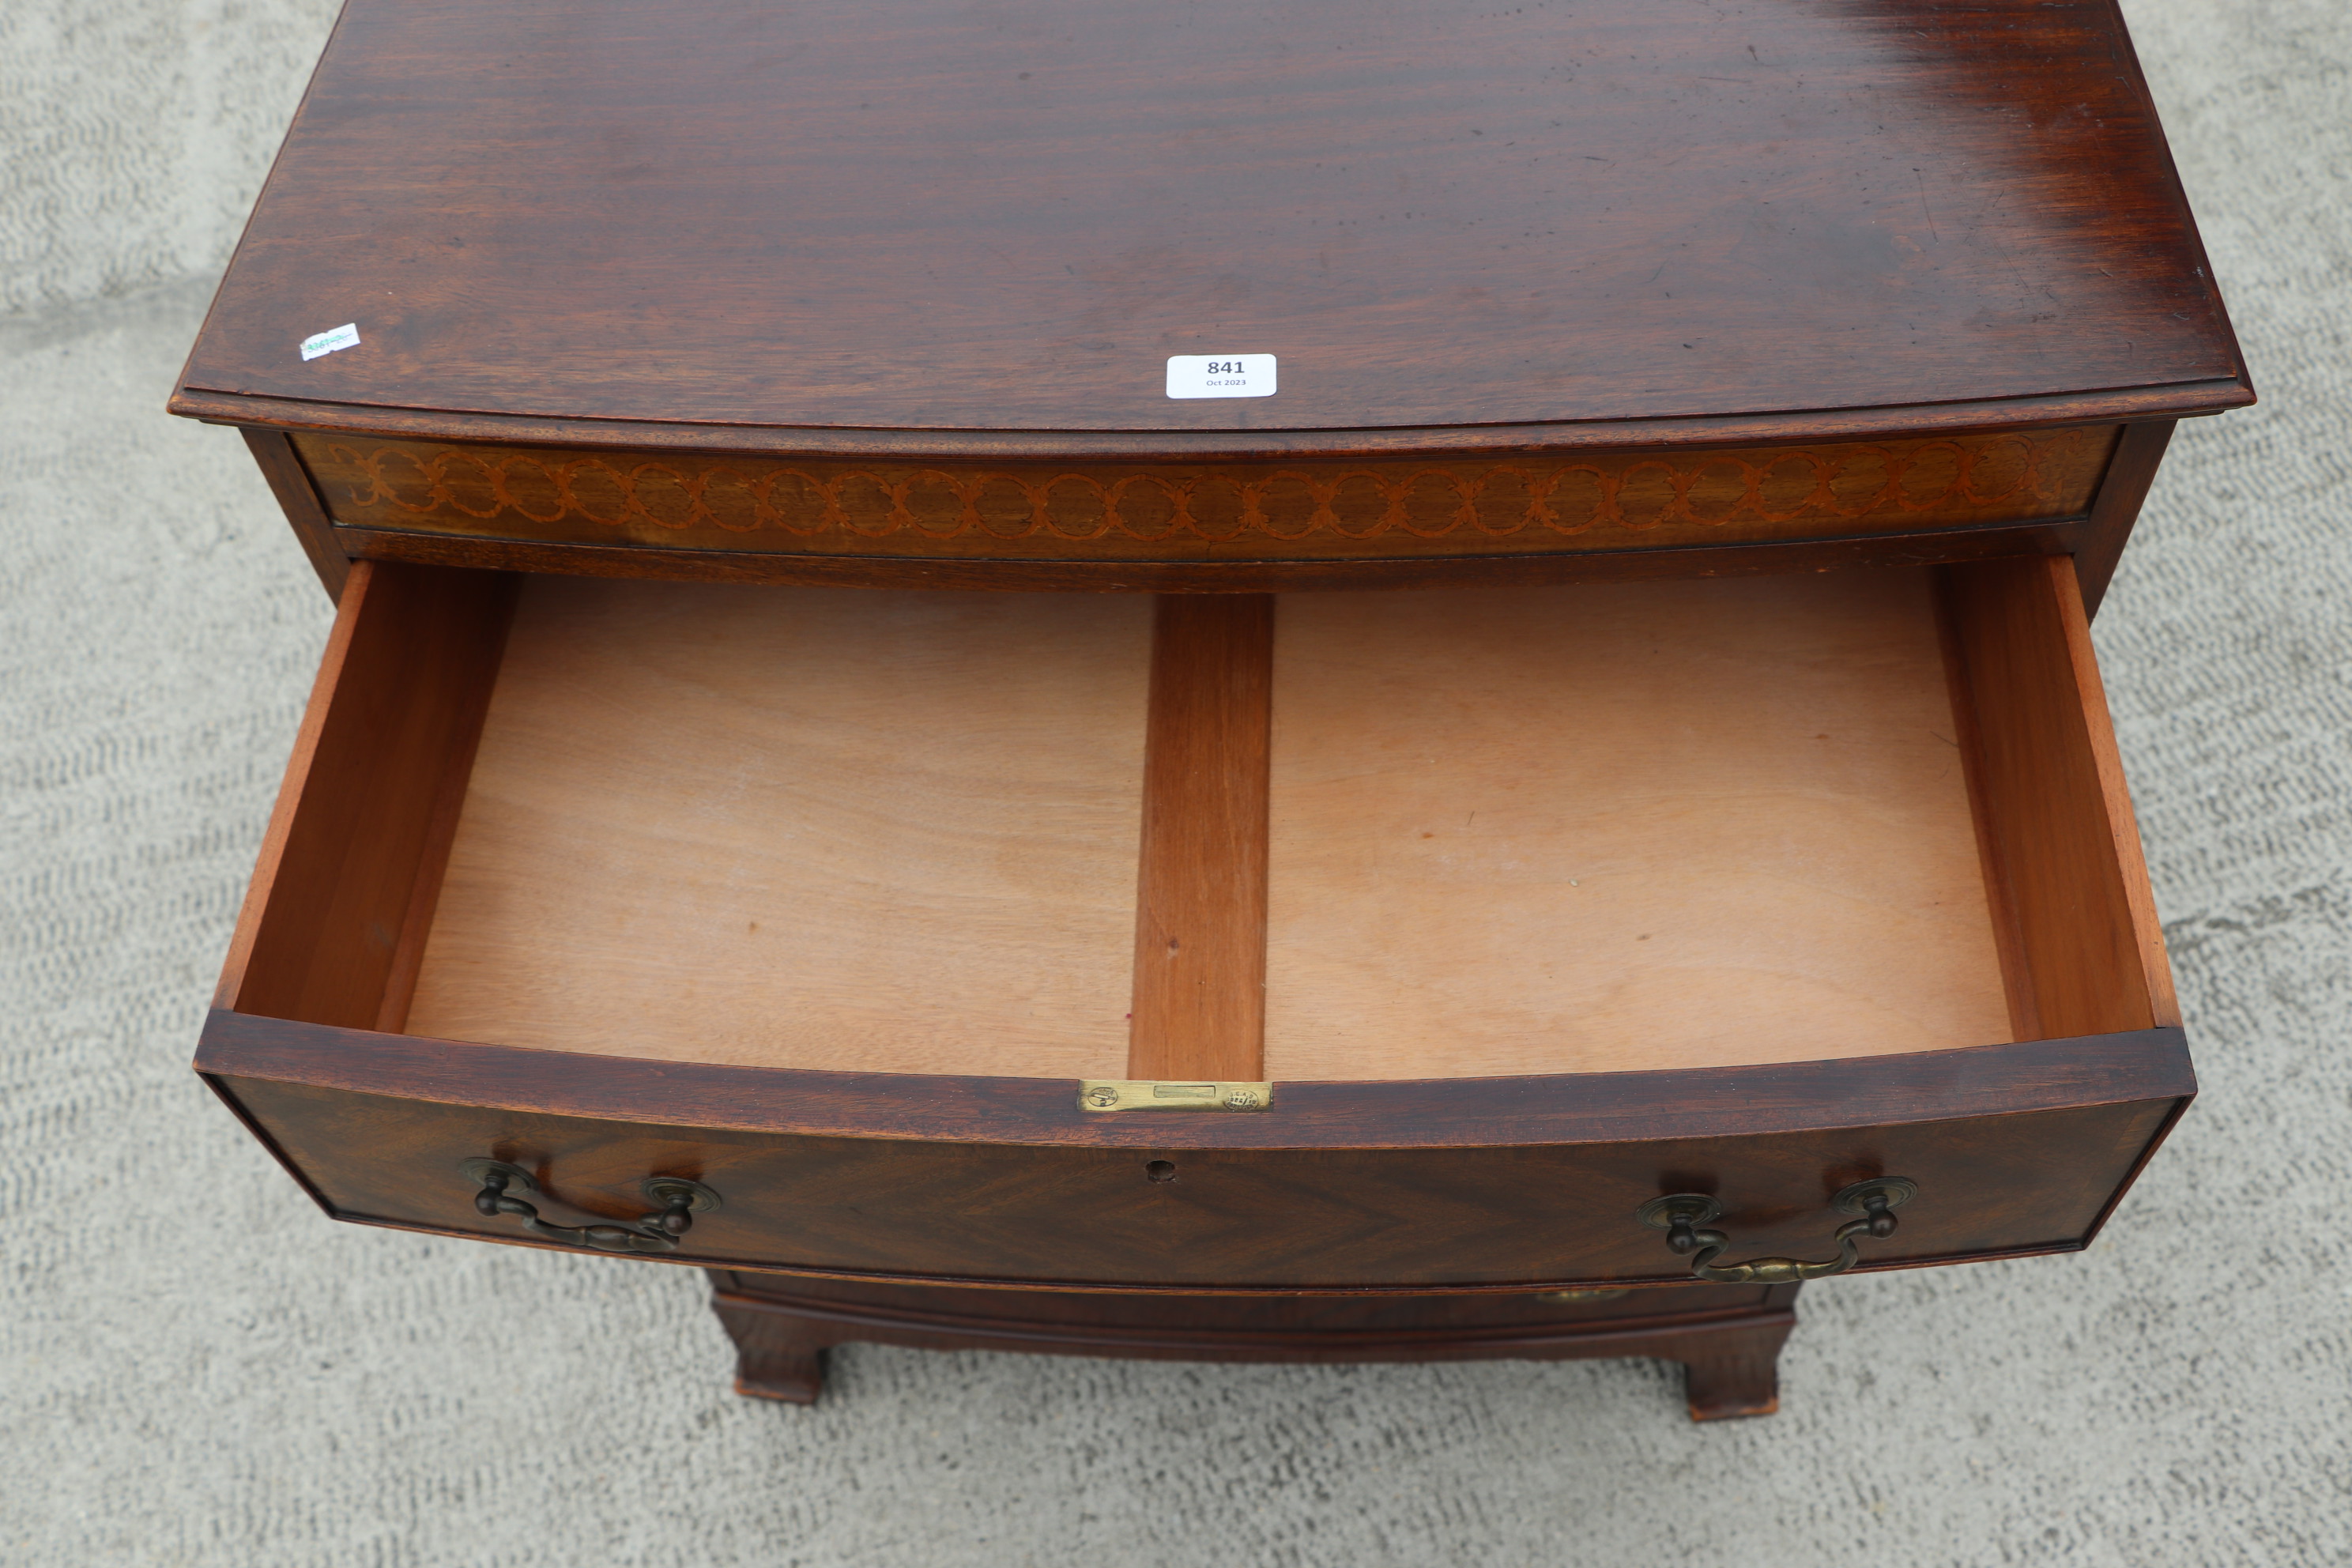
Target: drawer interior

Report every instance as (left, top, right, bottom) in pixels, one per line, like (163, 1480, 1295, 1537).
(221, 556, 2173, 1081)
(1265, 573, 2007, 1077)
(410, 586, 1152, 1078)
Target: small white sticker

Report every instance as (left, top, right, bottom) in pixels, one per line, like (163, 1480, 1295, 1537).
(300, 322, 361, 361)
(1167, 354, 1276, 399)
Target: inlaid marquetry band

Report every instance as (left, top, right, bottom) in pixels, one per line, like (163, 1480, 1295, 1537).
(290, 426, 2117, 563)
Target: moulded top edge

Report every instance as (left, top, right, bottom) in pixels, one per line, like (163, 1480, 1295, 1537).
(168, 380, 2253, 465)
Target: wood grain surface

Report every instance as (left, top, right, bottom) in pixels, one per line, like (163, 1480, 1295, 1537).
(174, 0, 2247, 438)
(241, 428, 348, 599)
(711, 1269, 1784, 1333)
(228, 561, 516, 1031)
(201, 1009, 2195, 1152)
(331, 513, 2088, 595)
(1129, 597, 1272, 1080)
(1264, 571, 2011, 1078)
(200, 1016, 2192, 1288)
(2073, 421, 2177, 616)
(401, 579, 1149, 1076)
(1940, 556, 2176, 1038)
(285, 426, 2117, 563)
(241, 560, 2173, 1087)
(183, 384, 2235, 458)
(706, 1272, 1801, 1419)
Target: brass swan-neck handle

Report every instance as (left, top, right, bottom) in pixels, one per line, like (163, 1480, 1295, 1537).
(1637, 1178, 1917, 1284)
(459, 1159, 721, 1255)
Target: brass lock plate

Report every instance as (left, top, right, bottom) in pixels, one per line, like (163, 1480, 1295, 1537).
(1077, 1080, 1272, 1112)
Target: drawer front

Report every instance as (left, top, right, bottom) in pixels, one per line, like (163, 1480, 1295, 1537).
(202, 1017, 2190, 1292)
(286, 426, 2118, 567)
(712, 1271, 1778, 1332)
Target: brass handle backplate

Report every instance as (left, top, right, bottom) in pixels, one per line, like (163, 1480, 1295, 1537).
(1637, 1178, 1917, 1284)
(459, 1159, 721, 1254)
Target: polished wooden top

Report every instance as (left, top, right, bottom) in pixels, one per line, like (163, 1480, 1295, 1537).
(175, 0, 2247, 452)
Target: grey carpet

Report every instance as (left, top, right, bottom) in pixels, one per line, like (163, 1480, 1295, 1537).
(4, 2, 2348, 1562)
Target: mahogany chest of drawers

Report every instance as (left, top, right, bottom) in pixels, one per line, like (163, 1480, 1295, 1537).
(173, 0, 2248, 1419)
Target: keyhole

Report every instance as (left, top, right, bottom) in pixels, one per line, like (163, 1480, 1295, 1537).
(1144, 1160, 1178, 1183)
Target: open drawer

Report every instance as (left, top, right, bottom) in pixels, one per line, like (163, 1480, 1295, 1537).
(198, 555, 2189, 1292)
